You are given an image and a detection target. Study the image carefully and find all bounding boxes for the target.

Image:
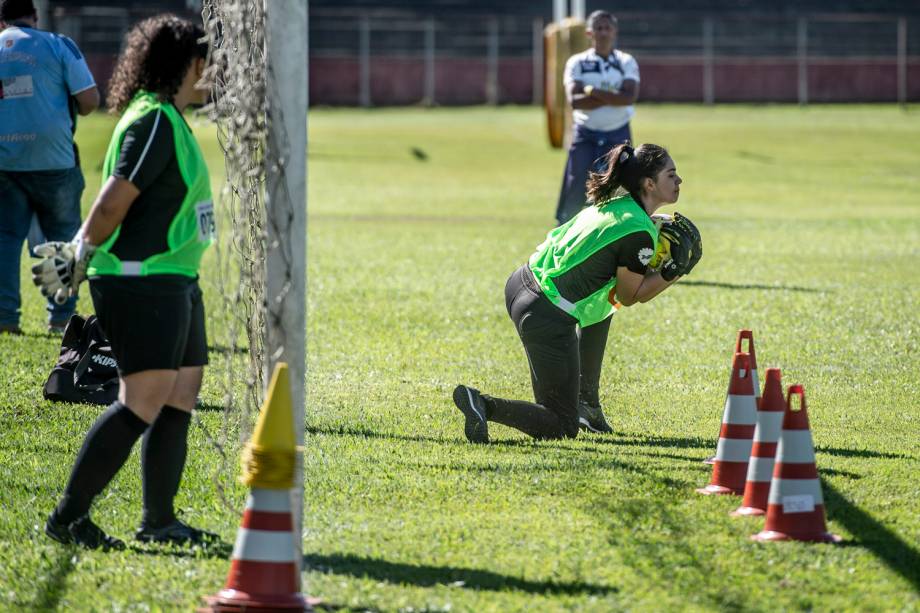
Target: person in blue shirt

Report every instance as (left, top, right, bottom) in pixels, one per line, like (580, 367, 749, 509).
(0, 0, 99, 334)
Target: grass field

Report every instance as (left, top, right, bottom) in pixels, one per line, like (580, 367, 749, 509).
(1, 104, 919, 612)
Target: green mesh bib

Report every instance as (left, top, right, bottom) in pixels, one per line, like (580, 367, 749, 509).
(529, 194, 657, 327)
(88, 91, 213, 277)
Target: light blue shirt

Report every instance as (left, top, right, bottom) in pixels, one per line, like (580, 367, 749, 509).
(0, 24, 95, 170)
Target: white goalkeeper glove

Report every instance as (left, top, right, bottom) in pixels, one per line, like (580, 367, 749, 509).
(31, 237, 96, 305)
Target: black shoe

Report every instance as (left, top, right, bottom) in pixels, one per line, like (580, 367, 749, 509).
(135, 518, 219, 546)
(577, 400, 613, 434)
(44, 512, 72, 545)
(452, 385, 490, 444)
(46, 513, 125, 551)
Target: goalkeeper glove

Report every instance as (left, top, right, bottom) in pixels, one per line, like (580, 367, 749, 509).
(31, 237, 96, 305)
(658, 223, 693, 282)
(672, 212, 703, 274)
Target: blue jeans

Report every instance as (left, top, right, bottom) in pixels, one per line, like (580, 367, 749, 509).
(0, 167, 84, 326)
(555, 123, 632, 225)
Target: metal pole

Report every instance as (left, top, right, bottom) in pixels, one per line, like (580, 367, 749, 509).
(424, 17, 435, 106)
(486, 16, 499, 105)
(553, 0, 566, 25)
(359, 16, 371, 107)
(264, 0, 307, 586)
(702, 17, 714, 105)
(532, 16, 544, 105)
(797, 17, 808, 105)
(571, 0, 586, 21)
(33, 0, 49, 29)
(897, 17, 907, 106)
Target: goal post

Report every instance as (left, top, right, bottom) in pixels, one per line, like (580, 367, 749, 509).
(200, 0, 308, 587)
(264, 0, 308, 579)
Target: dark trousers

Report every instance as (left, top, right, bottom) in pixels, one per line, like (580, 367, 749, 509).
(555, 123, 632, 225)
(0, 167, 84, 326)
(484, 265, 612, 440)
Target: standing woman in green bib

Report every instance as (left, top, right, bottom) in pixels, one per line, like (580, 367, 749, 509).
(452, 143, 702, 442)
(33, 15, 218, 549)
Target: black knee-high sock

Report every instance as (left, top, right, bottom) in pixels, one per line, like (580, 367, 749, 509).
(54, 402, 149, 524)
(141, 405, 191, 528)
(482, 395, 567, 440)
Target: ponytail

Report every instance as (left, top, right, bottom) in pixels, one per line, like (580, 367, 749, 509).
(586, 143, 671, 206)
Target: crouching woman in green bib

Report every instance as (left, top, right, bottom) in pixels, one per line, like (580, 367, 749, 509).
(32, 15, 218, 549)
(452, 143, 702, 442)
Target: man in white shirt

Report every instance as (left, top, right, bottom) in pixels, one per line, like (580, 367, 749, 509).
(555, 11, 639, 225)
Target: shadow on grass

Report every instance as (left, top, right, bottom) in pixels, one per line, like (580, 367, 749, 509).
(195, 402, 227, 413)
(309, 424, 713, 454)
(129, 539, 233, 560)
(308, 423, 558, 450)
(310, 426, 610, 464)
(208, 343, 249, 356)
(308, 424, 450, 445)
(303, 553, 618, 596)
(407, 453, 638, 475)
(591, 494, 749, 610)
(680, 279, 824, 293)
(635, 450, 712, 464)
(31, 545, 76, 611)
(819, 467, 862, 480)
(594, 433, 712, 450)
(816, 445, 916, 461)
(823, 479, 920, 593)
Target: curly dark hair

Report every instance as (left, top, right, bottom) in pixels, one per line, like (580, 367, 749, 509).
(107, 14, 207, 113)
(1, 0, 35, 22)
(586, 143, 671, 206)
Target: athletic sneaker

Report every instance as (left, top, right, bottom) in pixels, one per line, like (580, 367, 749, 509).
(45, 512, 126, 551)
(577, 400, 613, 434)
(135, 519, 220, 546)
(452, 384, 490, 444)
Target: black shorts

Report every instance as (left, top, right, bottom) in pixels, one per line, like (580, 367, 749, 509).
(89, 275, 208, 376)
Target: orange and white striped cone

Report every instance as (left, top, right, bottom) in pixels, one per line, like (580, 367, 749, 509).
(205, 363, 312, 611)
(697, 352, 757, 495)
(732, 367, 785, 516)
(211, 489, 306, 611)
(752, 385, 841, 543)
(705, 330, 761, 465)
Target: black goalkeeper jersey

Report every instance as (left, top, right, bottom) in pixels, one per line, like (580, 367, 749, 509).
(108, 104, 191, 263)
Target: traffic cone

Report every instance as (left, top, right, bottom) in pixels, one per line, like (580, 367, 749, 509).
(697, 352, 757, 495)
(705, 330, 761, 465)
(752, 385, 841, 543)
(205, 363, 311, 611)
(732, 368, 785, 516)
(737, 330, 761, 407)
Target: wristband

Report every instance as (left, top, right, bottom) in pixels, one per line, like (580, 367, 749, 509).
(73, 235, 97, 262)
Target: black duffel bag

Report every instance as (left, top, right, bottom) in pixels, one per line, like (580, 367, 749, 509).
(43, 314, 119, 405)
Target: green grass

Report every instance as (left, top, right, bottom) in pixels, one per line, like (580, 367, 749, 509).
(1, 104, 919, 611)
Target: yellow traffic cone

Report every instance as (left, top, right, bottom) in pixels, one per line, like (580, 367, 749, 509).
(242, 363, 297, 489)
(205, 363, 311, 612)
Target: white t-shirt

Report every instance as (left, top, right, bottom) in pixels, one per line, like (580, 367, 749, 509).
(563, 48, 639, 131)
